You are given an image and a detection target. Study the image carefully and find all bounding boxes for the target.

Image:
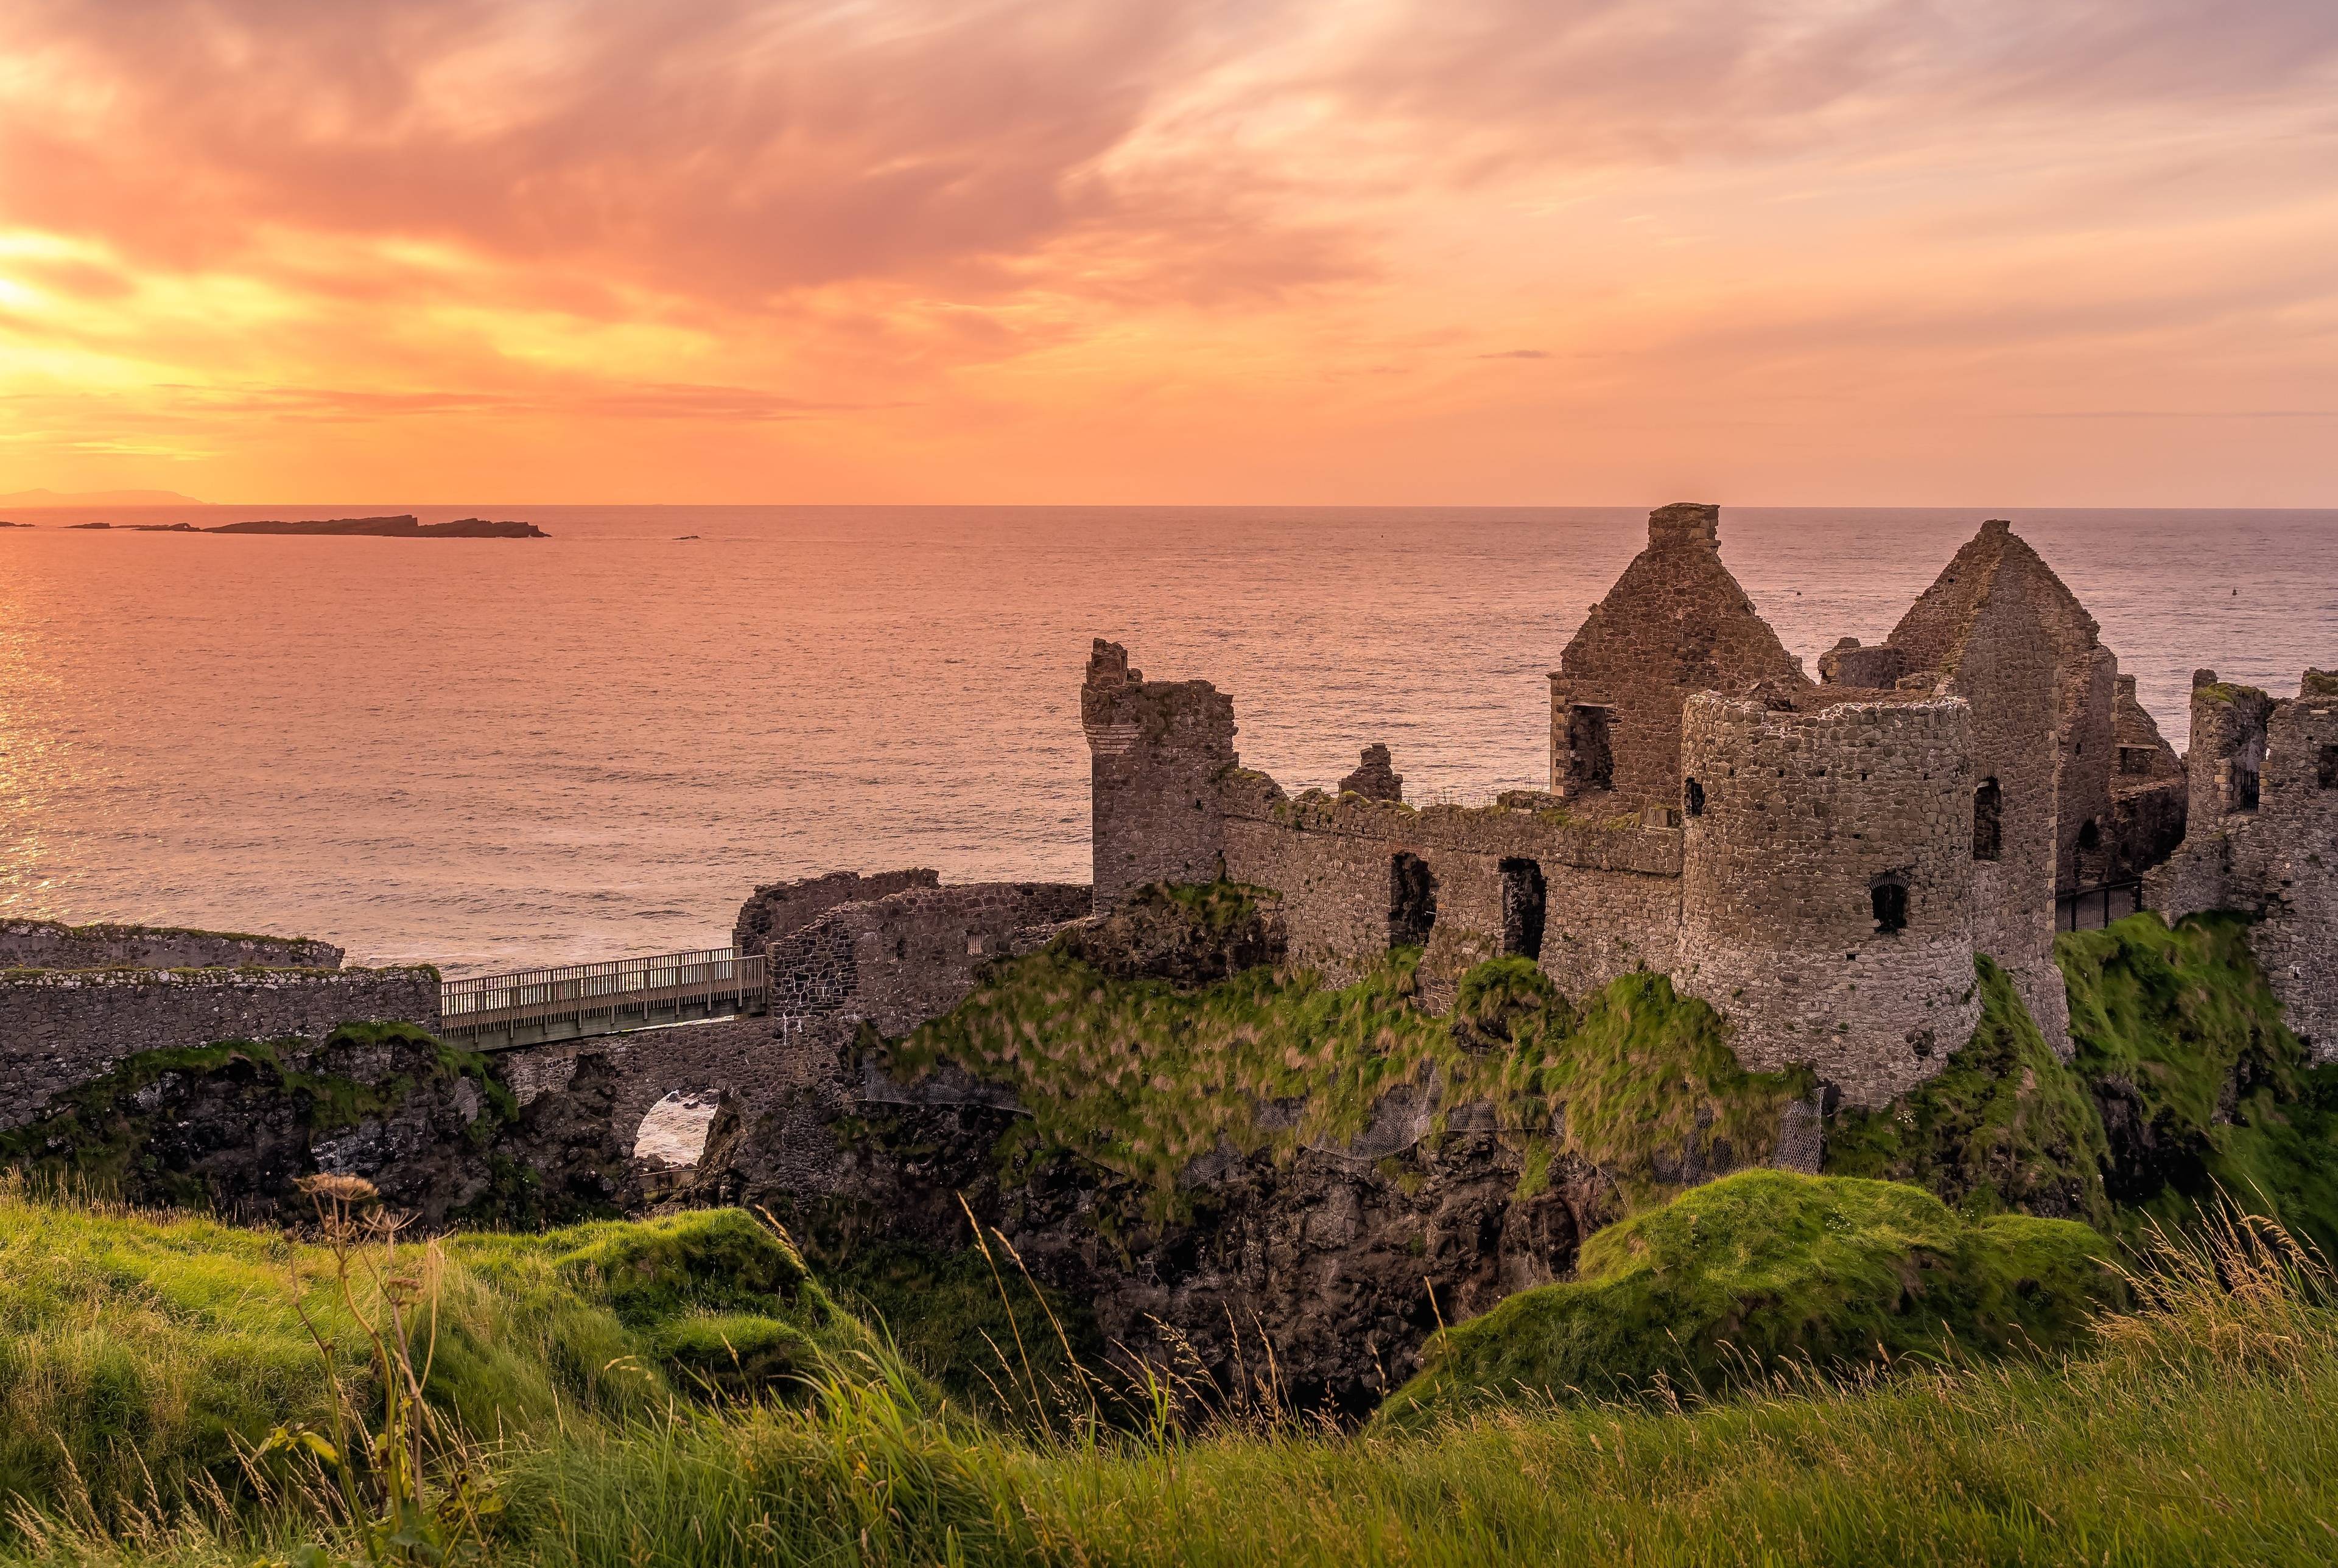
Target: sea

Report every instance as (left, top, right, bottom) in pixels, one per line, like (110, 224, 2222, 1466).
(2, 505, 2331, 976)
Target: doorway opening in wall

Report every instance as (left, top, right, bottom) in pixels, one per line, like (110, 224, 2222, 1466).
(2237, 763, 2261, 811)
(1564, 705, 1615, 793)
(1973, 778, 2002, 861)
(1389, 853, 1438, 949)
(1498, 858, 1546, 960)
(1870, 873, 1909, 935)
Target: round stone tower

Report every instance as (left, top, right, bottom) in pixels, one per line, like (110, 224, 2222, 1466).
(1676, 691, 1981, 1108)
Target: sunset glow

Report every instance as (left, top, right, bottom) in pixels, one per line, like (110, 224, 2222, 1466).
(3, 0, 2335, 504)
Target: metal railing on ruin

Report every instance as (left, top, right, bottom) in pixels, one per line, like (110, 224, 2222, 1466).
(438, 946, 767, 1048)
(2057, 881, 2144, 934)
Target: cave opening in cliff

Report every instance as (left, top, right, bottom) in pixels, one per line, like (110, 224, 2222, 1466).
(633, 1090, 724, 1172)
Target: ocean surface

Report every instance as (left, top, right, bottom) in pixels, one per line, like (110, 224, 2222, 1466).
(2, 505, 2331, 975)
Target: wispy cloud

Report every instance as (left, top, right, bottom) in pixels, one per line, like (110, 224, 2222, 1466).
(0, 0, 2334, 502)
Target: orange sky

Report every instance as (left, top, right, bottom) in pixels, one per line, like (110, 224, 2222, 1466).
(2, 0, 2335, 505)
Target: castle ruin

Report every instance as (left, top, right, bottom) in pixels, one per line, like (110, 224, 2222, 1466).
(1082, 503, 2333, 1106)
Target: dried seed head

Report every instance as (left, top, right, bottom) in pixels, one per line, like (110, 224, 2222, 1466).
(295, 1173, 381, 1206)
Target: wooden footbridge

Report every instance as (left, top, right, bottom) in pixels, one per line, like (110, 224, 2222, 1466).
(438, 947, 768, 1050)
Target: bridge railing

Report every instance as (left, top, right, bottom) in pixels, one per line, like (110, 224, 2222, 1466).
(439, 947, 767, 1043)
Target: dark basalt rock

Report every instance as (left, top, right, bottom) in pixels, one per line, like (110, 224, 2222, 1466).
(0, 1026, 633, 1228)
(711, 1076, 1614, 1417)
(206, 514, 547, 538)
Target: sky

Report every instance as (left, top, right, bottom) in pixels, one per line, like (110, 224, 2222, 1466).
(1, 0, 2335, 506)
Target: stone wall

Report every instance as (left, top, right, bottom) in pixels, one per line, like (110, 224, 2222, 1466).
(1903, 536, 2068, 1047)
(1083, 640, 1238, 909)
(767, 881, 1092, 1036)
(2107, 673, 2188, 883)
(1676, 693, 1982, 1107)
(1546, 503, 1810, 808)
(2248, 690, 2338, 1055)
(0, 966, 441, 1129)
(1886, 519, 2121, 897)
(1217, 774, 1681, 999)
(497, 1012, 849, 1163)
(732, 869, 939, 956)
(0, 919, 343, 971)
(2151, 672, 2338, 1060)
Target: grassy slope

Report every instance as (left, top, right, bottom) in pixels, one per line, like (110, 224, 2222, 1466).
(884, 936, 1810, 1208)
(0, 1195, 2331, 1566)
(1374, 1169, 2119, 1426)
(449, 1216, 2338, 1568)
(0, 1192, 897, 1522)
(1825, 957, 2114, 1227)
(1831, 914, 2338, 1253)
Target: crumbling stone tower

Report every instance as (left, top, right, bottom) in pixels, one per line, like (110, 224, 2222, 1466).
(1082, 639, 1237, 911)
(1826, 520, 2070, 1045)
(2150, 669, 2338, 1057)
(1675, 691, 1984, 1107)
(1549, 503, 1810, 807)
(1886, 520, 2122, 899)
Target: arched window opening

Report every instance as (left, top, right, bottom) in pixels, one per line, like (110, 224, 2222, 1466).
(2077, 818, 2101, 852)
(1870, 873, 1909, 936)
(1683, 777, 1705, 818)
(1971, 779, 2002, 862)
(1389, 853, 1438, 949)
(1498, 858, 1546, 960)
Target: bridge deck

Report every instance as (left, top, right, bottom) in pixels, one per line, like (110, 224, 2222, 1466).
(440, 947, 767, 1051)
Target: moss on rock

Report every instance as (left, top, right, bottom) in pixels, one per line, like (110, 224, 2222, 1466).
(1827, 957, 2113, 1228)
(2060, 914, 2338, 1251)
(1830, 914, 2338, 1256)
(1374, 1170, 2121, 1427)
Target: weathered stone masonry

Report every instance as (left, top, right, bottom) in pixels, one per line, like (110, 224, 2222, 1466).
(1085, 639, 1237, 911)
(1083, 502, 2313, 1109)
(0, 919, 343, 971)
(2149, 670, 2338, 1058)
(1677, 693, 1983, 1105)
(0, 965, 441, 1129)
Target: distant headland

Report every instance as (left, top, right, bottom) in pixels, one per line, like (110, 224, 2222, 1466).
(25, 513, 547, 538)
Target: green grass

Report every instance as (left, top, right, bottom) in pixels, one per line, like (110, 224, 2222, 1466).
(881, 940, 1810, 1210)
(1826, 957, 2114, 1228)
(2, 1189, 2334, 1565)
(0, 1190, 904, 1527)
(1373, 1169, 2121, 1427)
(1831, 914, 2338, 1255)
(2060, 913, 2338, 1250)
